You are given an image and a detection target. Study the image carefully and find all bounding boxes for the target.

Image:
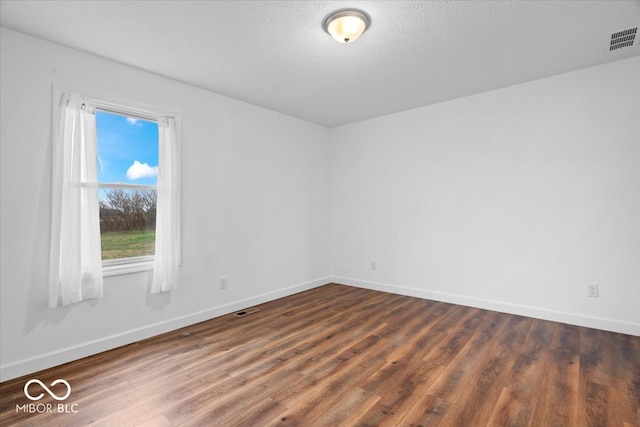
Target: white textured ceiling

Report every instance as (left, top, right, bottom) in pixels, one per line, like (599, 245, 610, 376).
(1, 1, 639, 127)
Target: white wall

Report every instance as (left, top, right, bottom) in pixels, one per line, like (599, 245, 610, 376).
(330, 56, 640, 335)
(0, 28, 331, 381)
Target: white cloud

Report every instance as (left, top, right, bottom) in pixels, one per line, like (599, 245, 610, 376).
(126, 117, 141, 126)
(126, 160, 158, 180)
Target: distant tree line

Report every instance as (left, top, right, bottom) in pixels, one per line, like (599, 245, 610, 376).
(99, 189, 156, 233)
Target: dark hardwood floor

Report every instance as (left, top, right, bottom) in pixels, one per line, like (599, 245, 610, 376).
(1, 284, 639, 426)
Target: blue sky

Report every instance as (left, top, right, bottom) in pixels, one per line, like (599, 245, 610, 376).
(96, 110, 159, 186)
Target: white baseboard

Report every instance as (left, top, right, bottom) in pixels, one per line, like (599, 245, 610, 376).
(0, 277, 330, 382)
(331, 276, 640, 337)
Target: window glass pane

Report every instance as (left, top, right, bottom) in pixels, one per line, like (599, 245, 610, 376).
(96, 111, 159, 186)
(96, 110, 159, 261)
(99, 189, 157, 260)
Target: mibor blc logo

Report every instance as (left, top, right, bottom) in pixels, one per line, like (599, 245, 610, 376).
(16, 379, 79, 414)
(24, 379, 71, 401)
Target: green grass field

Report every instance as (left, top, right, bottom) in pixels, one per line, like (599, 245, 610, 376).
(101, 230, 155, 260)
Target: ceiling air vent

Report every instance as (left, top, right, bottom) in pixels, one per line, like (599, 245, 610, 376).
(609, 27, 637, 51)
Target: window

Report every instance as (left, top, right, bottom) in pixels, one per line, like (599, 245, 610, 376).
(49, 89, 181, 307)
(96, 109, 159, 270)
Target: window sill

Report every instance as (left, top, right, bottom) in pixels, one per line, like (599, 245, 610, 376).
(102, 259, 154, 277)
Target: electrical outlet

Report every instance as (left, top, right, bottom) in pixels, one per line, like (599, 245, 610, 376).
(371, 261, 377, 270)
(220, 277, 228, 290)
(587, 284, 599, 298)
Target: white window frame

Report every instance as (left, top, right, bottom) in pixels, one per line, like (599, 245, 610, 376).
(52, 84, 179, 278)
(94, 103, 161, 277)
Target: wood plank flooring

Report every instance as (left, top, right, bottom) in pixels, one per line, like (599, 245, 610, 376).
(1, 284, 639, 426)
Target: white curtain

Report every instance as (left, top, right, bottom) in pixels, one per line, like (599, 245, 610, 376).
(152, 117, 180, 293)
(49, 93, 104, 308)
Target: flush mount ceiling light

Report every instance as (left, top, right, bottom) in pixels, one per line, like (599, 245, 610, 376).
(322, 9, 371, 44)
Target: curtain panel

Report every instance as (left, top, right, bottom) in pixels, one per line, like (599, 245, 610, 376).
(151, 117, 181, 293)
(48, 93, 104, 308)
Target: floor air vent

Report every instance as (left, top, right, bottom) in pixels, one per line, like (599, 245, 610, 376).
(234, 307, 260, 317)
(610, 27, 637, 51)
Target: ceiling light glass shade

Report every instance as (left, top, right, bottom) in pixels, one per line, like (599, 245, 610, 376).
(323, 9, 371, 43)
